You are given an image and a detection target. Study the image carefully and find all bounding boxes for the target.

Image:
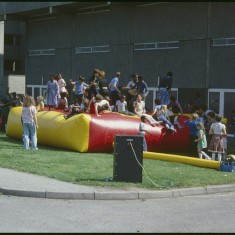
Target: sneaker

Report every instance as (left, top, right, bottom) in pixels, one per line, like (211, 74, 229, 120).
(165, 124, 170, 129)
(32, 148, 38, 150)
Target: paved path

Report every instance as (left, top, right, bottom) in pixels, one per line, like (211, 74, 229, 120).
(1, 167, 235, 200)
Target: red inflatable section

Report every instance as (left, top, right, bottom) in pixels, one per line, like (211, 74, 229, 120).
(87, 112, 190, 153)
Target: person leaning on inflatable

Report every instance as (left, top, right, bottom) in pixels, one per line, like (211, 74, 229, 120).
(93, 94, 112, 117)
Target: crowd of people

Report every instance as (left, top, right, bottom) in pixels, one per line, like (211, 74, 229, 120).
(43, 70, 151, 121)
(0, 69, 234, 157)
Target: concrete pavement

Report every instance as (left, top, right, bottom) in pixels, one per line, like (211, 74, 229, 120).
(1, 167, 235, 200)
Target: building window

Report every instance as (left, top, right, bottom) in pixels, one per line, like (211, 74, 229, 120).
(75, 45, 109, 54)
(134, 41, 179, 51)
(76, 5, 110, 15)
(4, 59, 20, 72)
(4, 34, 21, 46)
(212, 37, 235, 47)
(28, 49, 55, 56)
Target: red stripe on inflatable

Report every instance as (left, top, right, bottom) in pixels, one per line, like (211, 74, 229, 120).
(88, 112, 190, 153)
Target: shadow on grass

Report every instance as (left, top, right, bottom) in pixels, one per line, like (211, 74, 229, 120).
(0, 136, 21, 144)
(0, 146, 24, 150)
(0, 135, 78, 153)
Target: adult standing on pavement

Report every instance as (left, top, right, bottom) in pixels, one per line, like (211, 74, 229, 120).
(158, 71, 173, 105)
(21, 96, 39, 150)
(109, 71, 122, 106)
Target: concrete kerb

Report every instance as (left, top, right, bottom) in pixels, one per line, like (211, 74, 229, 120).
(0, 188, 46, 198)
(206, 184, 235, 194)
(46, 191, 95, 200)
(1, 184, 235, 200)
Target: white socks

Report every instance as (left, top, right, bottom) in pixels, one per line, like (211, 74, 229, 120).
(201, 151, 211, 160)
(198, 151, 212, 160)
(211, 153, 222, 161)
(217, 153, 222, 162)
(212, 153, 215, 160)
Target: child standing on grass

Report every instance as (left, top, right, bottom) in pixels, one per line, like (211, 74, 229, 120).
(138, 115, 151, 151)
(194, 122, 211, 160)
(184, 112, 199, 157)
(208, 115, 227, 161)
(21, 96, 39, 150)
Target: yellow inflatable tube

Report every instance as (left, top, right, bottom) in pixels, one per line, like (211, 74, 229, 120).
(183, 113, 227, 124)
(6, 106, 90, 152)
(143, 151, 220, 170)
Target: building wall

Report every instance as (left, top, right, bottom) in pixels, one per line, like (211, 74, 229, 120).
(0, 21, 4, 94)
(0, 2, 70, 15)
(1, 2, 235, 102)
(208, 2, 235, 89)
(24, 2, 212, 88)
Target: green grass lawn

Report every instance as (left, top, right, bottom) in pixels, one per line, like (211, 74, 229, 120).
(0, 131, 235, 190)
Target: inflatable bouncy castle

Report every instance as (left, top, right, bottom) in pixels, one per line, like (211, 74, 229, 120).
(6, 106, 190, 153)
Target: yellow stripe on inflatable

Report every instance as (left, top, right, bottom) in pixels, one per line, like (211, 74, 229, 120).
(184, 113, 227, 124)
(6, 107, 91, 152)
(6, 107, 23, 139)
(143, 151, 220, 170)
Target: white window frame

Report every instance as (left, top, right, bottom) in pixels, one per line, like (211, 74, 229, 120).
(76, 5, 110, 15)
(212, 37, 235, 47)
(28, 49, 55, 56)
(134, 41, 179, 51)
(27, 85, 47, 102)
(75, 45, 109, 54)
(208, 88, 235, 116)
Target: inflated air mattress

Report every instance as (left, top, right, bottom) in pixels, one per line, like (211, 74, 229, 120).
(6, 107, 190, 153)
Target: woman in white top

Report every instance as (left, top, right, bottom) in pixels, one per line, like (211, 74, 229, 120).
(133, 94, 161, 126)
(208, 115, 226, 161)
(21, 96, 39, 150)
(57, 73, 67, 97)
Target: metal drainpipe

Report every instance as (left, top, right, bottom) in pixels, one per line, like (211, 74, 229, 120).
(71, 14, 75, 81)
(205, 2, 211, 104)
